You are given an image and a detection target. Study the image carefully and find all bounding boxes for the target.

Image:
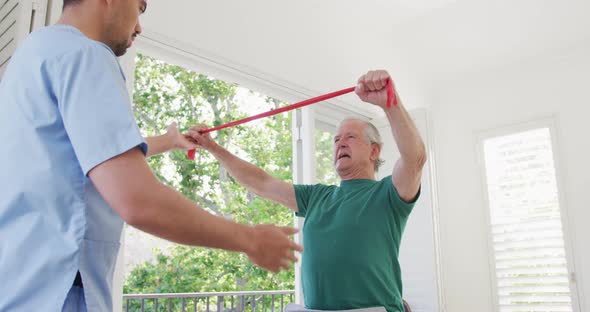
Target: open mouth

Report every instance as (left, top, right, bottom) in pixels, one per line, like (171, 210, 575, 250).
(337, 154, 350, 160)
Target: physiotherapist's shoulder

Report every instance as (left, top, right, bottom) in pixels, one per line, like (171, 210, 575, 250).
(17, 25, 117, 67)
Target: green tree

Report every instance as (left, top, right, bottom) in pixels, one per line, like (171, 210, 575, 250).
(124, 54, 295, 300)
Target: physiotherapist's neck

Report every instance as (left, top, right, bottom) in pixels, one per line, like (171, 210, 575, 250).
(56, 5, 107, 45)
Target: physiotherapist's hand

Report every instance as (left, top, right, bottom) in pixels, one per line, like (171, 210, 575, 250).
(166, 122, 199, 150)
(245, 225, 303, 273)
(188, 124, 218, 151)
(355, 69, 401, 110)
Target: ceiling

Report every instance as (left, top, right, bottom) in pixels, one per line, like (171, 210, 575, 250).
(138, 0, 590, 117)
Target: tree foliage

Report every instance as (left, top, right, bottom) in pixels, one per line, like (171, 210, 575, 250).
(124, 54, 296, 295)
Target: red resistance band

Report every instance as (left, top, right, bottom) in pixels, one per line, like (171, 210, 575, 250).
(187, 78, 396, 160)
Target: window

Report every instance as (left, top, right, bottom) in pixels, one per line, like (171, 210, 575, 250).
(0, 0, 48, 77)
(124, 53, 295, 300)
(314, 127, 339, 185)
(480, 125, 575, 311)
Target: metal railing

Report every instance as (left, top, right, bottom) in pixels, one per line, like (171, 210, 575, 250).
(123, 290, 295, 312)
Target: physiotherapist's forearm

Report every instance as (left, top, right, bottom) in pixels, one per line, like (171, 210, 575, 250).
(131, 182, 255, 252)
(88, 147, 254, 251)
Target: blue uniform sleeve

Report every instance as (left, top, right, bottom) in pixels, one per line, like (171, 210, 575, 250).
(54, 43, 147, 175)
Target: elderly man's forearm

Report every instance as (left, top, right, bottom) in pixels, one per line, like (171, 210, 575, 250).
(385, 102, 427, 167)
(145, 134, 174, 157)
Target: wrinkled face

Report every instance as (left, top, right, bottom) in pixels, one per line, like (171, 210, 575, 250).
(333, 120, 377, 176)
(105, 0, 146, 56)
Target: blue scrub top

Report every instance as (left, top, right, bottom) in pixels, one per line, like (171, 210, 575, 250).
(0, 25, 147, 311)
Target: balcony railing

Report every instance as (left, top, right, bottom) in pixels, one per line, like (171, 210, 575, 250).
(123, 290, 295, 312)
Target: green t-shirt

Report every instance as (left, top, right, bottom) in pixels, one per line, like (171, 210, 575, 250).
(294, 175, 418, 312)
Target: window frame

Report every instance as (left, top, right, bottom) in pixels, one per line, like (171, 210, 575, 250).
(122, 33, 446, 309)
(120, 37, 314, 306)
(476, 116, 581, 312)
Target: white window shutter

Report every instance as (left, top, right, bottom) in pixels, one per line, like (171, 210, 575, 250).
(481, 127, 577, 312)
(0, 0, 47, 78)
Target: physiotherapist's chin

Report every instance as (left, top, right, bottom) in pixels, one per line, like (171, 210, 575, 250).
(114, 49, 127, 57)
(107, 37, 133, 56)
(112, 43, 129, 57)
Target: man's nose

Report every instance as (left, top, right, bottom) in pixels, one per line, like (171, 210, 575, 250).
(135, 21, 143, 37)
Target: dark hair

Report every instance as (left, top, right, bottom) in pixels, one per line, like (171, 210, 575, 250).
(63, 0, 83, 9)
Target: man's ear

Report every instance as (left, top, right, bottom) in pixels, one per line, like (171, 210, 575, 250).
(370, 143, 381, 161)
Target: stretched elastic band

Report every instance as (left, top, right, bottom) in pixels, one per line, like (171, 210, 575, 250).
(187, 78, 396, 160)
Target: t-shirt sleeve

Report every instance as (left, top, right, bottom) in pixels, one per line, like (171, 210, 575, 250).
(54, 44, 147, 175)
(294, 184, 315, 218)
(385, 175, 421, 218)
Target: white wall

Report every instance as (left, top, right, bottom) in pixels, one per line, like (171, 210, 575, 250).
(429, 46, 590, 312)
(375, 109, 443, 312)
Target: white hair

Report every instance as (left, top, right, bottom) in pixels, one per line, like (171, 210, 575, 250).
(336, 117, 385, 172)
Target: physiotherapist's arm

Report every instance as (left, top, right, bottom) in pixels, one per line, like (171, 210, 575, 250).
(145, 122, 198, 157)
(188, 125, 298, 212)
(88, 147, 302, 273)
